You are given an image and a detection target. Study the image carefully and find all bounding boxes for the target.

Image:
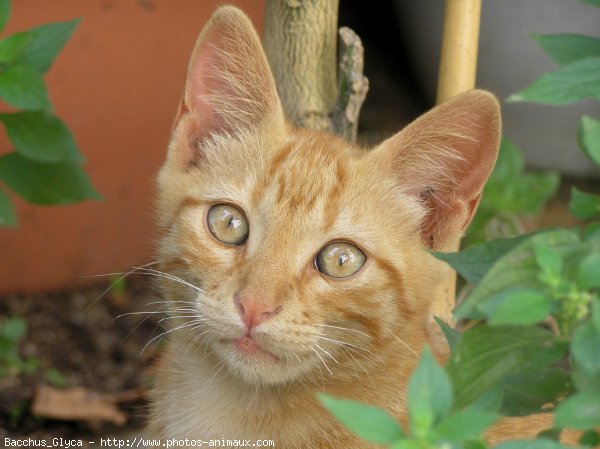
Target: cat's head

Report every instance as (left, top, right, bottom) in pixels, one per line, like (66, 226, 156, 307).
(156, 7, 500, 386)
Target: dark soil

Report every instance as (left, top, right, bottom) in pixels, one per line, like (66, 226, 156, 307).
(0, 275, 162, 440)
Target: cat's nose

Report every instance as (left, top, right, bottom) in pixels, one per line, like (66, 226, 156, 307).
(234, 292, 282, 330)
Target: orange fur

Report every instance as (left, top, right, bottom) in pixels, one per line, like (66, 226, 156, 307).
(145, 6, 564, 448)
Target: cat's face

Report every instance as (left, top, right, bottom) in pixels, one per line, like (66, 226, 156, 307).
(157, 125, 435, 385)
(156, 7, 500, 386)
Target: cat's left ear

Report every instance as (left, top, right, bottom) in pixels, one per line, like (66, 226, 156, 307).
(375, 90, 501, 250)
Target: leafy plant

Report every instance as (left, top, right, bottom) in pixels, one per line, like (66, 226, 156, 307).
(320, 347, 498, 449)
(507, 10, 600, 223)
(0, 0, 100, 227)
(467, 139, 559, 246)
(319, 1, 600, 446)
(0, 317, 37, 377)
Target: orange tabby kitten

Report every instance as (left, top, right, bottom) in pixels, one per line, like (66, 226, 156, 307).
(149, 6, 555, 448)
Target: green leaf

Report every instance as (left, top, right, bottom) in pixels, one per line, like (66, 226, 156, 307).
(492, 139, 524, 179)
(487, 289, 551, 326)
(486, 171, 560, 217)
(407, 347, 453, 436)
(434, 408, 497, 441)
(570, 188, 600, 220)
(507, 57, 600, 105)
(15, 19, 80, 73)
(390, 441, 420, 449)
(530, 34, 600, 66)
(579, 430, 600, 447)
(482, 140, 559, 216)
(0, 152, 101, 205)
(434, 233, 532, 286)
(2, 318, 26, 341)
(434, 317, 460, 352)
(576, 253, 600, 289)
(572, 322, 600, 372)
(572, 364, 600, 394)
(468, 140, 559, 246)
(0, 187, 16, 227)
(584, 222, 600, 241)
(593, 297, 600, 331)
(537, 428, 562, 441)
(0, 0, 10, 33)
(0, 111, 82, 163)
(463, 440, 488, 449)
(495, 439, 571, 449)
(0, 32, 33, 64)
(0, 65, 50, 110)
(455, 230, 580, 320)
(554, 392, 600, 429)
(318, 394, 405, 444)
(581, 0, 600, 6)
(533, 241, 562, 278)
(501, 368, 572, 416)
(470, 386, 504, 413)
(44, 368, 67, 388)
(447, 325, 568, 409)
(578, 116, 600, 166)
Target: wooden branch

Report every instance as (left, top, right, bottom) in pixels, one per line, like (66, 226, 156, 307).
(332, 27, 369, 142)
(263, 0, 339, 132)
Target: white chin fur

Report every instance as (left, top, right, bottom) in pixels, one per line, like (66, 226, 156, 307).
(215, 342, 313, 385)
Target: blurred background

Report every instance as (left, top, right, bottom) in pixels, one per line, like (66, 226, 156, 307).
(0, 0, 598, 441)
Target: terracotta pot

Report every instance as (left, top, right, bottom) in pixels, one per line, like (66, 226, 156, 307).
(0, 0, 265, 293)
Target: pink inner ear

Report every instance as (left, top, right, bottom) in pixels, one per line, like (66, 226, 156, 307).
(173, 7, 282, 158)
(442, 103, 500, 202)
(184, 29, 231, 137)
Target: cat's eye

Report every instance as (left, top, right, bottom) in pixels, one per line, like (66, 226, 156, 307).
(207, 204, 249, 245)
(315, 242, 366, 278)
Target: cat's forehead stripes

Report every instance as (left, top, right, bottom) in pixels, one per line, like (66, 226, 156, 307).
(251, 130, 352, 223)
(323, 157, 349, 231)
(250, 139, 294, 207)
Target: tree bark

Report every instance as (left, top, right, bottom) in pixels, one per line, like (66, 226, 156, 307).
(332, 27, 369, 142)
(263, 0, 340, 132)
(263, 0, 368, 141)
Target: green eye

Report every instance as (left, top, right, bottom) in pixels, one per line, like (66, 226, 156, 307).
(207, 204, 249, 245)
(316, 242, 366, 278)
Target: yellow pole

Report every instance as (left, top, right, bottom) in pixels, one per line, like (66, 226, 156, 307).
(436, 0, 482, 104)
(430, 0, 482, 355)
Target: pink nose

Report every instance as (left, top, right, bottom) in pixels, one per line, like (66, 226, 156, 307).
(234, 293, 282, 330)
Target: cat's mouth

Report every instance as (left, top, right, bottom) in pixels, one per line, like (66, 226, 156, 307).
(219, 336, 279, 361)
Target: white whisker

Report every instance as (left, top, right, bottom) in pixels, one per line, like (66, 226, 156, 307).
(85, 261, 160, 309)
(311, 345, 333, 376)
(134, 267, 205, 294)
(313, 334, 383, 363)
(315, 344, 339, 365)
(140, 320, 202, 355)
(385, 328, 418, 357)
(314, 323, 371, 339)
